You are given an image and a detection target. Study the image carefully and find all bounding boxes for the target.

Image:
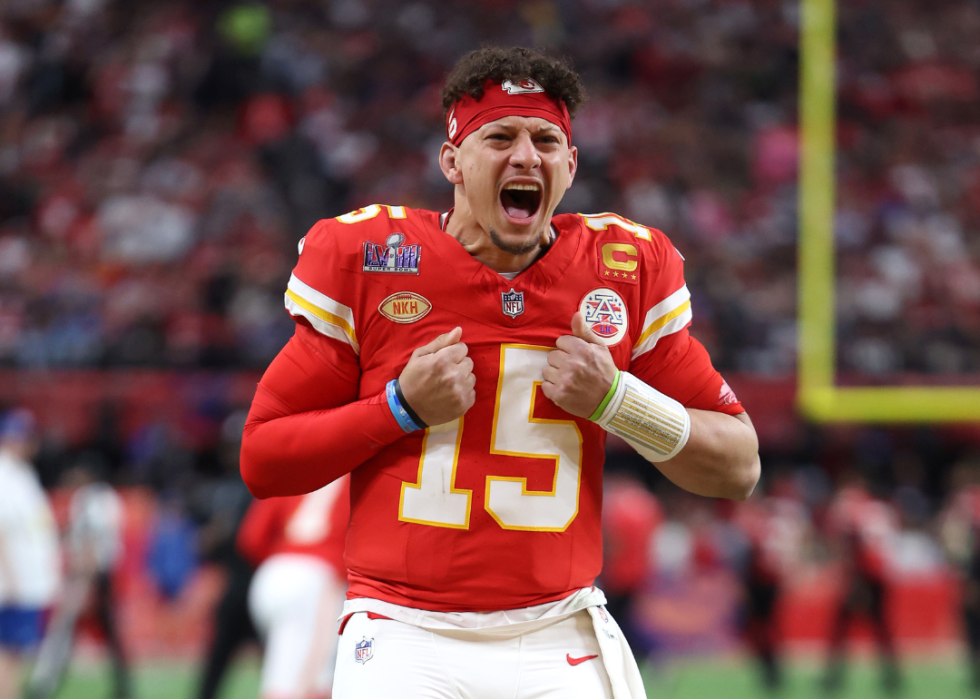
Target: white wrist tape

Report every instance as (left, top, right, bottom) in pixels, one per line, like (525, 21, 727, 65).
(594, 372, 691, 463)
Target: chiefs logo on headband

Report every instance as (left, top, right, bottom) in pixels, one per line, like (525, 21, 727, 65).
(446, 79, 571, 147)
(501, 78, 545, 95)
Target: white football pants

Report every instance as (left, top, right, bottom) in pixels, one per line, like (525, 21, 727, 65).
(249, 554, 346, 699)
(333, 609, 616, 699)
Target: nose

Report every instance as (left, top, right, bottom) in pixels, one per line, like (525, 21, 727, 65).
(508, 131, 541, 170)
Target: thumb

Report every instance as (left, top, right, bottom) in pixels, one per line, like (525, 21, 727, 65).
(416, 326, 463, 356)
(571, 312, 604, 345)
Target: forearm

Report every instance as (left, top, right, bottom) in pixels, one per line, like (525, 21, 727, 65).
(240, 386, 406, 498)
(652, 410, 760, 500)
(593, 370, 759, 500)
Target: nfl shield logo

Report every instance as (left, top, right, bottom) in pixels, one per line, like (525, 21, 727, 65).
(501, 288, 525, 318)
(355, 637, 374, 664)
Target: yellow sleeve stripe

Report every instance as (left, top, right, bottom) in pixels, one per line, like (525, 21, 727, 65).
(633, 300, 691, 348)
(632, 284, 693, 359)
(284, 274, 359, 353)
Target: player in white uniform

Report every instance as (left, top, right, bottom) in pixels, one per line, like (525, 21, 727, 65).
(28, 462, 130, 699)
(0, 410, 60, 699)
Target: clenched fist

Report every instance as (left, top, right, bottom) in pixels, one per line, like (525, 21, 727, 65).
(398, 327, 476, 427)
(541, 312, 618, 418)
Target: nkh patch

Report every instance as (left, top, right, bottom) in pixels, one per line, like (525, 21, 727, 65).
(363, 233, 420, 274)
(355, 637, 374, 664)
(378, 291, 431, 324)
(501, 288, 525, 318)
(580, 288, 628, 347)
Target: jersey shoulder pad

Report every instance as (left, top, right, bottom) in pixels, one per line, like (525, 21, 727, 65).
(287, 205, 420, 353)
(573, 211, 668, 242)
(299, 205, 414, 260)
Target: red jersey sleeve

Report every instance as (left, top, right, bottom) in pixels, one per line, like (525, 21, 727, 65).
(627, 229, 744, 415)
(236, 497, 289, 567)
(239, 216, 408, 499)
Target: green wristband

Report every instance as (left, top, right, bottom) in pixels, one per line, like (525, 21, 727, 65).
(589, 370, 621, 422)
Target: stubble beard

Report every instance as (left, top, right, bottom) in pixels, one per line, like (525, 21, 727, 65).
(489, 227, 545, 257)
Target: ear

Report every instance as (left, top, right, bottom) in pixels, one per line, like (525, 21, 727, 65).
(565, 145, 578, 191)
(439, 142, 463, 185)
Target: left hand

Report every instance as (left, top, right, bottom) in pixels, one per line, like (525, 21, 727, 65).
(541, 312, 619, 418)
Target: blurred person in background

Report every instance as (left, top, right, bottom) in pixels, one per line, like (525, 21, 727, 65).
(940, 457, 980, 692)
(731, 477, 809, 692)
(823, 472, 902, 694)
(600, 473, 663, 667)
(240, 45, 759, 699)
(27, 458, 130, 699)
(237, 476, 349, 699)
(192, 410, 259, 699)
(0, 409, 60, 699)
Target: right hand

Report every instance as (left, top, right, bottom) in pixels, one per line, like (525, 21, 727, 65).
(398, 327, 476, 427)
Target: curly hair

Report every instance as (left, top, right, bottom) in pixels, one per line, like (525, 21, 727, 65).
(441, 46, 586, 117)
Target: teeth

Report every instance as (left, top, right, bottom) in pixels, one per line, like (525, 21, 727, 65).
(504, 183, 541, 191)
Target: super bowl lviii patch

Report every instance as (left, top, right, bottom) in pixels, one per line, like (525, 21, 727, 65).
(580, 288, 628, 346)
(363, 233, 420, 274)
(378, 292, 431, 324)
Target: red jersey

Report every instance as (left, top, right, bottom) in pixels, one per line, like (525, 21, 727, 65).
(241, 205, 743, 612)
(237, 476, 350, 572)
(601, 478, 662, 594)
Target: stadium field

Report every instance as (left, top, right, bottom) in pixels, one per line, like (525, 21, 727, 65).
(51, 655, 977, 699)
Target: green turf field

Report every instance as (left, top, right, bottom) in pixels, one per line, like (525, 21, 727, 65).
(48, 655, 977, 699)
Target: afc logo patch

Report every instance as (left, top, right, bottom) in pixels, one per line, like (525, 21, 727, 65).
(501, 288, 525, 318)
(580, 288, 628, 347)
(355, 637, 374, 664)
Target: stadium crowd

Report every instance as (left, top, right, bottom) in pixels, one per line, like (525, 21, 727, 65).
(0, 0, 977, 375)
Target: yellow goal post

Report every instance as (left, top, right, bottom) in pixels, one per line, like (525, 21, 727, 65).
(797, 0, 980, 423)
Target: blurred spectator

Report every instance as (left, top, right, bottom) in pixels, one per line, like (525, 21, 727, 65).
(191, 410, 259, 699)
(146, 491, 198, 602)
(0, 409, 60, 699)
(27, 458, 130, 699)
(940, 456, 980, 691)
(730, 478, 810, 691)
(823, 473, 902, 694)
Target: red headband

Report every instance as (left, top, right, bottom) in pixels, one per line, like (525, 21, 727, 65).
(446, 79, 572, 147)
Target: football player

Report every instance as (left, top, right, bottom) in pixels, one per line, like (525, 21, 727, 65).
(238, 476, 349, 699)
(0, 410, 60, 699)
(240, 46, 760, 699)
(823, 473, 902, 694)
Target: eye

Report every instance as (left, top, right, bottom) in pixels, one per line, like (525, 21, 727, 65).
(487, 133, 511, 141)
(537, 135, 560, 144)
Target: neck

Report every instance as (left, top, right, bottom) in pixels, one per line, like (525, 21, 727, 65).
(445, 196, 552, 274)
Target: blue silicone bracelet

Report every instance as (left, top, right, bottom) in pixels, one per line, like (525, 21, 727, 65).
(386, 380, 423, 433)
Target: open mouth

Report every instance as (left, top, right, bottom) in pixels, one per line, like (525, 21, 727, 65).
(500, 183, 543, 223)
